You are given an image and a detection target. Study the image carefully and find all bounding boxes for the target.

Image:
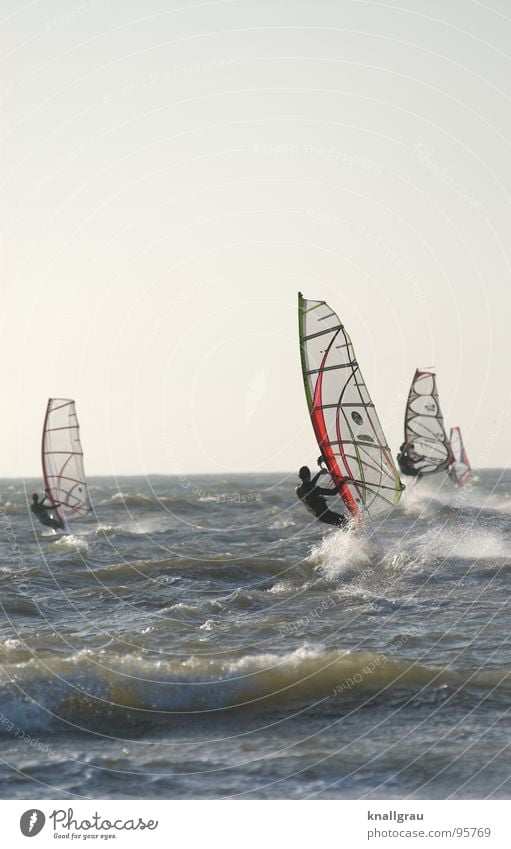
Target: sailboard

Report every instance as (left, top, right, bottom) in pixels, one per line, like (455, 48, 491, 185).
(449, 426, 473, 486)
(401, 369, 453, 476)
(298, 292, 403, 521)
(41, 398, 92, 527)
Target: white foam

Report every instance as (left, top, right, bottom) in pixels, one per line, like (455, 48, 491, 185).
(307, 524, 383, 582)
(52, 534, 89, 553)
(269, 518, 295, 529)
(412, 524, 508, 562)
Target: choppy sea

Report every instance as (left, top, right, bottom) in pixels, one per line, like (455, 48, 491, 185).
(0, 471, 510, 799)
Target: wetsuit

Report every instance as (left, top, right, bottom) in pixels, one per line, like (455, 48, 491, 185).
(296, 473, 348, 528)
(397, 450, 423, 478)
(31, 496, 64, 531)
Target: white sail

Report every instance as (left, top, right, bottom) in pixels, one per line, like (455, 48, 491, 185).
(402, 370, 453, 476)
(42, 398, 92, 524)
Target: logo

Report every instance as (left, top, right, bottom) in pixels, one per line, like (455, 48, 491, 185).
(358, 434, 374, 443)
(20, 809, 46, 837)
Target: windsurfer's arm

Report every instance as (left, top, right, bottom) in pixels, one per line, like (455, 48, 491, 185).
(310, 470, 326, 487)
(43, 493, 62, 508)
(317, 477, 351, 496)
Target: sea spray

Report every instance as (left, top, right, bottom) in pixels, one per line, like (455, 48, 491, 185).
(307, 524, 382, 582)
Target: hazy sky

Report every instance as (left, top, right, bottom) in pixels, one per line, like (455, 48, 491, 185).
(2, 0, 511, 476)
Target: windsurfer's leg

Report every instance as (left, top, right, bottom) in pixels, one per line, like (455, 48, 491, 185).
(38, 515, 63, 531)
(319, 510, 348, 528)
(36, 514, 52, 528)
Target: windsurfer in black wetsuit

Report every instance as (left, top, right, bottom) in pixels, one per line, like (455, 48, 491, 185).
(396, 443, 423, 479)
(296, 464, 349, 528)
(30, 492, 65, 531)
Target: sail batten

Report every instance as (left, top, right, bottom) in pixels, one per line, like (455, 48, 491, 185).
(41, 398, 92, 525)
(298, 293, 403, 521)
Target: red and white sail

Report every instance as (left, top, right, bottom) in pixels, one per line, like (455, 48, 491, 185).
(41, 398, 92, 525)
(298, 293, 403, 521)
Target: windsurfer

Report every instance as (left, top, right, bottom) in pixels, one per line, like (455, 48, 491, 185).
(397, 443, 423, 478)
(30, 493, 64, 531)
(448, 461, 468, 487)
(296, 466, 349, 527)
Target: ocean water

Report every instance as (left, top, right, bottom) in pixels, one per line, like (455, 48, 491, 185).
(0, 470, 510, 800)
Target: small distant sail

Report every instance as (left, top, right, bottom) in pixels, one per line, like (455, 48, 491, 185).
(402, 369, 453, 476)
(449, 426, 473, 486)
(298, 293, 403, 521)
(41, 398, 92, 526)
